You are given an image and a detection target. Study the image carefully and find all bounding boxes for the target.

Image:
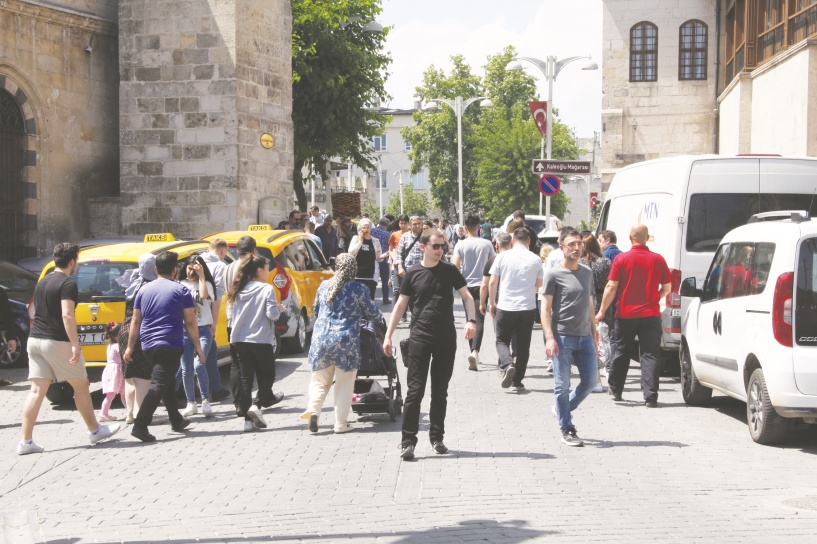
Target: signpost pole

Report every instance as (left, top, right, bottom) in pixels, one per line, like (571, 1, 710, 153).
(539, 138, 544, 215)
(545, 56, 555, 233)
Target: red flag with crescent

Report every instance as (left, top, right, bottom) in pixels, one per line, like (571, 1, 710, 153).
(529, 101, 548, 138)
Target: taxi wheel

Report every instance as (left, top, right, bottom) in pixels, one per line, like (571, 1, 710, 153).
(46, 382, 75, 404)
(283, 311, 307, 354)
(747, 368, 789, 445)
(0, 326, 28, 369)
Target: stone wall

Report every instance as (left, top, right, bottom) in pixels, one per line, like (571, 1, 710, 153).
(0, 0, 119, 256)
(118, 0, 293, 238)
(601, 0, 717, 189)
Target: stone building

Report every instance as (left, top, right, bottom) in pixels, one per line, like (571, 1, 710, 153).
(0, 0, 293, 260)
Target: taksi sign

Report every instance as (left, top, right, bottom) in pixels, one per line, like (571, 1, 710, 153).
(532, 160, 591, 175)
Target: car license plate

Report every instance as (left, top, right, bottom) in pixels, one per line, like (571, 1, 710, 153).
(671, 308, 682, 317)
(77, 325, 107, 345)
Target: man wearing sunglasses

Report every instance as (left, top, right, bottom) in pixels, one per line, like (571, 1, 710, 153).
(384, 229, 477, 461)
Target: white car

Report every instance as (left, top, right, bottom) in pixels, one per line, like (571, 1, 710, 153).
(680, 211, 817, 444)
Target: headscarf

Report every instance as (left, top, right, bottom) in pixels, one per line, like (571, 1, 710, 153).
(325, 253, 357, 305)
(117, 253, 158, 301)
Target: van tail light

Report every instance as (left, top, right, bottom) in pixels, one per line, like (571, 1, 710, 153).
(272, 261, 291, 300)
(666, 269, 682, 308)
(772, 272, 794, 347)
(27, 297, 35, 326)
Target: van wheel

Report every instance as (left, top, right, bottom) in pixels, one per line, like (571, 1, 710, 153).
(747, 368, 789, 445)
(46, 382, 75, 404)
(680, 346, 712, 406)
(283, 311, 307, 354)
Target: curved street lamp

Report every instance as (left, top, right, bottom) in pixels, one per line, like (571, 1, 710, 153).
(506, 55, 597, 226)
(424, 96, 493, 225)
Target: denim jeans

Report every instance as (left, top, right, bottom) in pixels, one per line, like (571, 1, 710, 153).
(205, 336, 224, 394)
(553, 334, 598, 433)
(175, 325, 212, 401)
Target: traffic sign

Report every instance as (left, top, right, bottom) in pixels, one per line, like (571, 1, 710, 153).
(539, 175, 560, 197)
(532, 160, 591, 175)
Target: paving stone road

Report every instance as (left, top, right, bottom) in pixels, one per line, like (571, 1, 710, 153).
(1, 301, 816, 543)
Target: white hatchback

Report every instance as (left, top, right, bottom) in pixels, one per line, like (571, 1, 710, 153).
(680, 211, 817, 444)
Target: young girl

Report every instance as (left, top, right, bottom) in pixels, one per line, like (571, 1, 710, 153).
(100, 322, 125, 421)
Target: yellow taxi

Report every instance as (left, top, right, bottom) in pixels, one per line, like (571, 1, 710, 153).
(36, 233, 235, 403)
(203, 225, 334, 354)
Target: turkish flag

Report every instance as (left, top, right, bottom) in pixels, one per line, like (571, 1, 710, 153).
(529, 101, 548, 138)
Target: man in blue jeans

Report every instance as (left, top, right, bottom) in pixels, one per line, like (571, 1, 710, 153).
(541, 228, 598, 447)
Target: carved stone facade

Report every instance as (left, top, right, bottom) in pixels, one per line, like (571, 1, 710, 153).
(118, 0, 293, 238)
(0, 0, 119, 259)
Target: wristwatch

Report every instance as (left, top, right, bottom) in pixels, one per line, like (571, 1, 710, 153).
(467, 319, 476, 324)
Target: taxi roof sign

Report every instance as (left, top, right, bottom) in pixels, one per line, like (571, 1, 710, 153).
(144, 233, 175, 242)
(248, 224, 273, 231)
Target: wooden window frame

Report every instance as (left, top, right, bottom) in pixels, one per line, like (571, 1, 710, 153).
(630, 21, 658, 82)
(679, 20, 709, 80)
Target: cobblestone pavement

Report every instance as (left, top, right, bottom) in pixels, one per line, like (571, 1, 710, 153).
(1, 301, 817, 543)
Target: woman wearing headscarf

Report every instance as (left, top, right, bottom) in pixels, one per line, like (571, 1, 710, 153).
(349, 218, 384, 300)
(300, 254, 381, 433)
(116, 253, 158, 424)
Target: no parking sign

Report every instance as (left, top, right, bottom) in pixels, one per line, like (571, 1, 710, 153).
(538, 174, 560, 196)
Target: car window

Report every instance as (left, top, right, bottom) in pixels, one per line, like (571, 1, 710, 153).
(0, 261, 38, 292)
(720, 242, 756, 299)
(702, 244, 729, 302)
(226, 245, 275, 266)
(686, 193, 817, 252)
(796, 237, 817, 346)
(73, 262, 133, 303)
(304, 240, 327, 271)
(750, 243, 775, 295)
(283, 241, 312, 272)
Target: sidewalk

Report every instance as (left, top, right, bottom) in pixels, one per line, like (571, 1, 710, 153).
(0, 300, 816, 543)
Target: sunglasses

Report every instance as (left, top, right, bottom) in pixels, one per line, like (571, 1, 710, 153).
(428, 243, 446, 250)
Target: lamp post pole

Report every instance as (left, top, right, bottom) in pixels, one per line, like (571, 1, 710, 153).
(507, 55, 597, 231)
(378, 156, 383, 218)
(425, 96, 492, 226)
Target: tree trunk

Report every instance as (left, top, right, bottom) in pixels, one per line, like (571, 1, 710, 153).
(293, 160, 307, 211)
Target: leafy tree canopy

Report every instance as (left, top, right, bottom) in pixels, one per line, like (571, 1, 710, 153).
(362, 183, 429, 220)
(292, 0, 392, 209)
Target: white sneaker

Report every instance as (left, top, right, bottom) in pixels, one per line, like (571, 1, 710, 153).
(89, 423, 121, 445)
(243, 420, 257, 432)
(17, 440, 44, 455)
(334, 423, 354, 434)
(467, 351, 479, 371)
(592, 382, 604, 393)
(201, 400, 213, 418)
(247, 406, 267, 429)
(182, 402, 198, 417)
(551, 405, 558, 418)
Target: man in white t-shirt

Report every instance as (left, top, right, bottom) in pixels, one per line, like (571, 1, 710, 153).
(452, 215, 495, 371)
(308, 206, 324, 227)
(489, 227, 544, 390)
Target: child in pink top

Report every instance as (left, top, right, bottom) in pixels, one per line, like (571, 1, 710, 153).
(99, 322, 126, 421)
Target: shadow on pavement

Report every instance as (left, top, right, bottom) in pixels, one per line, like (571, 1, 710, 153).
(583, 439, 689, 448)
(0, 418, 73, 430)
(44, 518, 554, 544)
(420, 450, 555, 460)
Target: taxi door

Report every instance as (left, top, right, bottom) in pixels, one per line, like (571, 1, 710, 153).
(280, 237, 318, 318)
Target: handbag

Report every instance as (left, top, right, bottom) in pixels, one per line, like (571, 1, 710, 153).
(399, 338, 410, 368)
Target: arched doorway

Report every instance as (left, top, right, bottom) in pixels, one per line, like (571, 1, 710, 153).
(0, 89, 25, 261)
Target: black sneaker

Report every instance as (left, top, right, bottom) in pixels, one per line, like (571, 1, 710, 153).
(500, 366, 516, 388)
(256, 391, 285, 408)
(399, 443, 415, 460)
(561, 429, 584, 447)
(608, 387, 623, 401)
(432, 441, 449, 454)
(645, 399, 658, 408)
(131, 425, 156, 443)
(171, 419, 191, 433)
(512, 382, 525, 391)
(308, 413, 318, 433)
(210, 389, 231, 402)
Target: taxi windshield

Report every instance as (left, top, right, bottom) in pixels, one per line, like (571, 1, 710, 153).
(71, 262, 134, 303)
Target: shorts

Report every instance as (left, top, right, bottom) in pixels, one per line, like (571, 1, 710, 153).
(27, 337, 89, 382)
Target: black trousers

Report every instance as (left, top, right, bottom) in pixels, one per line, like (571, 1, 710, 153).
(231, 342, 276, 420)
(378, 261, 391, 303)
(355, 279, 377, 300)
(402, 332, 457, 446)
(135, 347, 185, 429)
(467, 286, 486, 353)
(608, 316, 662, 401)
(495, 308, 536, 383)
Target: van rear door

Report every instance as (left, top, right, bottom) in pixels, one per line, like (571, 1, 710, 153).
(793, 236, 817, 395)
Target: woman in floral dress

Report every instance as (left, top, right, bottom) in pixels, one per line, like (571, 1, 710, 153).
(301, 254, 381, 434)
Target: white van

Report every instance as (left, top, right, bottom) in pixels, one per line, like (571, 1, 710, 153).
(596, 155, 817, 367)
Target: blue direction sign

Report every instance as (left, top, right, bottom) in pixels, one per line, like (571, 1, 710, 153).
(538, 174, 560, 197)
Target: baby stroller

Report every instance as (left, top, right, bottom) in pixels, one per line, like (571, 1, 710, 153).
(351, 316, 403, 422)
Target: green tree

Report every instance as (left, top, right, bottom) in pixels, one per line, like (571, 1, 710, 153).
(402, 55, 484, 216)
(292, 0, 391, 210)
(383, 185, 429, 218)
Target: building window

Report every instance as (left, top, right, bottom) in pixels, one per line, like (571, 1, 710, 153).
(787, 0, 817, 45)
(679, 20, 708, 80)
(372, 134, 387, 152)
(0, 89, 26, 261)
(404, 139, 412, 152)
(725, 0, 746, 86)
(630, 22, 658, 82)
(376, 170, 387, 188)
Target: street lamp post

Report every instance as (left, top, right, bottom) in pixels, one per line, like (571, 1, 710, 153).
(424, 96, 493, 225)
(395, 170, 404, 215)
(506, 55, 597, 231)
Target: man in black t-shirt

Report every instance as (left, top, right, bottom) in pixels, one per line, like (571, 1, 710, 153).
(18, 243, 120, 455)
(384, 229, 477, 461)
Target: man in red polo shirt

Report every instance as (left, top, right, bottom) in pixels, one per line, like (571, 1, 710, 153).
(596, 225, 671, 407)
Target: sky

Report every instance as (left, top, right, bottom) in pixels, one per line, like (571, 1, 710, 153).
(378, 0, 603, 138)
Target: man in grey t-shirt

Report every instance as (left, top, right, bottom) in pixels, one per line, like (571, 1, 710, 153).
(452, 215, 495, 371)
(541, 228, 598, 447)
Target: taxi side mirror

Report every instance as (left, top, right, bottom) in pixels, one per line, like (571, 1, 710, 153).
(680, 277, 701, 298)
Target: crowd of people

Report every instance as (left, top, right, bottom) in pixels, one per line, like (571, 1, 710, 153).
(14, 207, 671, 457)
